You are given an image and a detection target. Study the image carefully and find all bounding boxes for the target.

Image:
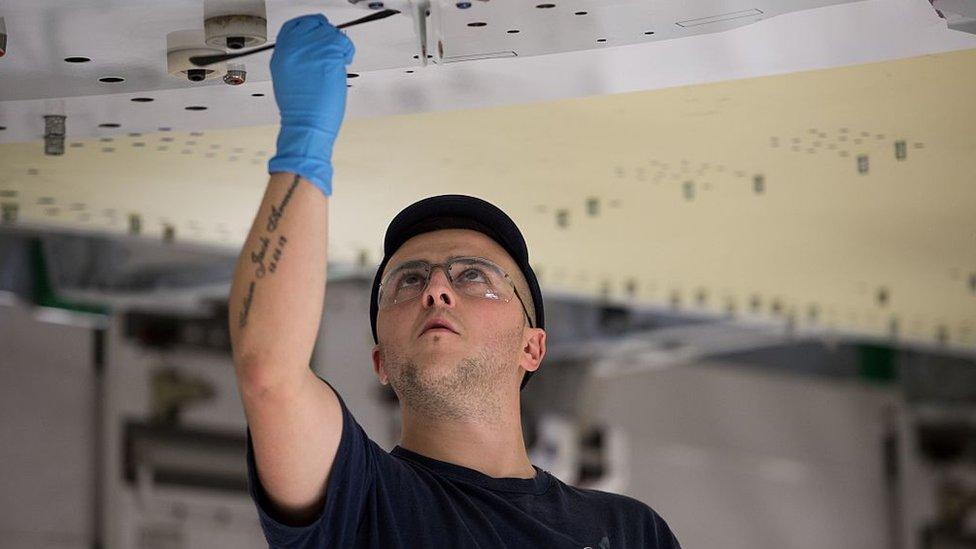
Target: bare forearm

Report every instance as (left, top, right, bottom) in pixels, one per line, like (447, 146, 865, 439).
(228, 172, 329, 389)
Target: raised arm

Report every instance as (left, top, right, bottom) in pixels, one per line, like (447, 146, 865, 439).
(227, 14, 355, 526)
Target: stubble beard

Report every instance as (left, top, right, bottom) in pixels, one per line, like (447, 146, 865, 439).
(380, 323, 522, 424)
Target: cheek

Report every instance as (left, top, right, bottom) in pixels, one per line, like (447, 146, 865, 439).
(378, 308, 412, 344)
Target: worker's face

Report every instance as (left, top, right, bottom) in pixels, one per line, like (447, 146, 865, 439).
(371, 229, 545, 412)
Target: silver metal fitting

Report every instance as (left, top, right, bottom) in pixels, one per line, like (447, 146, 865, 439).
(223, 63, 246, 85)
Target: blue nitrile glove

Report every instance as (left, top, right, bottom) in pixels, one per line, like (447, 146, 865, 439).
(267, 14, 355, 196)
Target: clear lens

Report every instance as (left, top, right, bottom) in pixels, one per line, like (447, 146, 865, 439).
(378, 257, 513, 309)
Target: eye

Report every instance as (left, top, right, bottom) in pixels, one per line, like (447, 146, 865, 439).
(396, 271, 425, 288)
(459, 268, 488, 282)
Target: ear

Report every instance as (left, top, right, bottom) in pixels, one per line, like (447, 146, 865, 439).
(371, 344, 389, 385)
(519, 328, 546, 376)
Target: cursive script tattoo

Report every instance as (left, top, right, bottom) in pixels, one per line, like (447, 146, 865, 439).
(268, 235, 288, 274)
(266, 175, 299, 232)
(239, 280, 255, 329)
(250, 236, 270, 278)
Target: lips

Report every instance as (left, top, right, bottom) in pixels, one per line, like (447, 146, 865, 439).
(420, 317, 458, 337)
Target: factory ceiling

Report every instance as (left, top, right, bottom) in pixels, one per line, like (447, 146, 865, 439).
(0, 0, 974, 354)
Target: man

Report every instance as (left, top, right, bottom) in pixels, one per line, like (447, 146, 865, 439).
(228, 14, 680, 548)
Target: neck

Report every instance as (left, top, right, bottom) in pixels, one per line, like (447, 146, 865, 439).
(398, 403, 536, 479)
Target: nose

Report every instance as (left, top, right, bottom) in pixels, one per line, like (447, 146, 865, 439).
(421, 266, 456, 310)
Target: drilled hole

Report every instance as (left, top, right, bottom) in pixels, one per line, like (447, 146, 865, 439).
(98, 123, 120, 128)
(347, 73, 359, 78)
(64, 56, 91, 63)
(537, 3, 556, 8)
(98, 76, 125, 83)
(644, 31, 655, 35)
(131, 97, 154, 102)
(250, 93, 265, 97)
(467, 22, 487, 27)
(507, 29, 520, 33)
(596, 38, 607, 43)
(574, 11, 588, 15)
(185, 106, 207, 111)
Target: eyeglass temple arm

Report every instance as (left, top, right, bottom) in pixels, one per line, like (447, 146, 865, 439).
(512, 286, 534, 329)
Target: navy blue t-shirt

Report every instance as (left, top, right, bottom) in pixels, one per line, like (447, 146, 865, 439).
(245, 380, 681, 548)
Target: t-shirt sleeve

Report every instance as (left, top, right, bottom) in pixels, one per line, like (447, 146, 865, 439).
(648, 507, 682, 548)
(244, 377, 381, 547)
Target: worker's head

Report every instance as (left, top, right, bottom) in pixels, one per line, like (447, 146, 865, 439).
(369, 196, 546, 415)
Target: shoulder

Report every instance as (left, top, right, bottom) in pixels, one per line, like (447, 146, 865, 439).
(550, 479, 680, 547)
(573, 484, 660, 519)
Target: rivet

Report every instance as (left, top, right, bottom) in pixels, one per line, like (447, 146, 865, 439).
(894, 140, 907, 160)
(586, 197, 599, 216)
(876, 286, 889, 307)
(556, 209, 569, 228)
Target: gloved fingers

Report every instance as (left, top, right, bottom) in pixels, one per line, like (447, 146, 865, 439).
(277, 14, 328, 42)
(274, 15, 353, 60)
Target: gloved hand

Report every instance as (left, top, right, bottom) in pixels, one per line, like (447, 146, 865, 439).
(267, 14, 355, 196)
